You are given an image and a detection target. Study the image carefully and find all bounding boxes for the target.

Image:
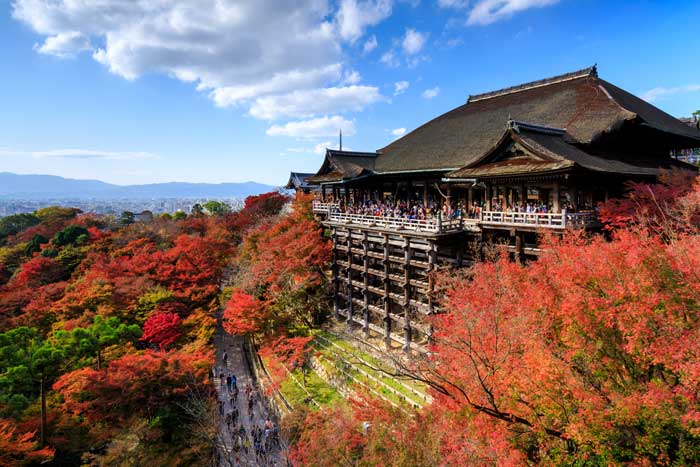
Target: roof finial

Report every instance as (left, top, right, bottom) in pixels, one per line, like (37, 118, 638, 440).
(339, 128, 343, 152)
(506, 115, 519, 132)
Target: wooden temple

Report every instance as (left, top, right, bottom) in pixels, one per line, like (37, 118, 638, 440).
(296, 66, 700, 352)
(284, 172, 318, 194)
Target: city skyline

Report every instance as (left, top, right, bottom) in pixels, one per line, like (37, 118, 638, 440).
(1, 0, 698, 186)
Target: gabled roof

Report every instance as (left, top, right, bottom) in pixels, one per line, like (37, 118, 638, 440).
(306, 149, 378, 184)
(446, 120, 663, 179)
(284, 172, 315, 190)
(372, 65, 700, 174)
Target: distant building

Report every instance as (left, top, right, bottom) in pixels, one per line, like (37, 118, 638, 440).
(284, 172, 318, 194)
(134, 210, 154, 223)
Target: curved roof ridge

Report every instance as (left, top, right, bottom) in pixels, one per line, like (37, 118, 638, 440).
(509, 119, 566, 135)
(468, 65, 597, 103)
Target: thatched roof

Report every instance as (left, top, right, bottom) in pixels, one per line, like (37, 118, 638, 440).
(305, 66, 700, 184)
(446, 120, 662, 179)
(284, 172, 316, 190)
(373, 66, 700, 174)
(306, 149, 377, 184)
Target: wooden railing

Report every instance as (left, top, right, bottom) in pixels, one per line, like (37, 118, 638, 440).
(480, 210, 597, 229)
(326, 211, 471, 234)
(319, 204, 598, 233)
(312, 201, 340, 213)
(480, 211, 566, 228)
(566, 211, 599, 229)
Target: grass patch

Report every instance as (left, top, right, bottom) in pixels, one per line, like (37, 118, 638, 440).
(311, 330, 429, 407)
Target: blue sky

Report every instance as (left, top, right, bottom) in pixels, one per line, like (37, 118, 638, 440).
(0, 0, 698, 186)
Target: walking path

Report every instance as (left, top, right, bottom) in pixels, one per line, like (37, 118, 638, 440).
(213, 329, 288, 467)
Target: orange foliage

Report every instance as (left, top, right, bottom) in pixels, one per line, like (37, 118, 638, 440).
(53, 350, 213, 425)
(0, 418, 54, 466)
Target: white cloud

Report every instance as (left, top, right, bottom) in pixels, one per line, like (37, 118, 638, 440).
(402, 28, 427, 55)
(0, 148, 157, 160)
(394, 80, 410, 95)
(12, 0, 392, 121)
(284, 141, 340, 155)
(34, 31, 91, 58)
(438, 0, 470, 6)
(343, 69, 362, 84)
(641, 84, 700, 103)
(422, 86, 440, 99)
(391, 127, 406, 136)
(467, 0, 559, 25)
(267, 115, 356, 138)
(314, 142, 332, 154)
(209, 64, 342, 107)
(363, 34, 378, 53)
(380, 50, 399, 67)
(250, 85, 382, 120)
(335, 0, 393, 43)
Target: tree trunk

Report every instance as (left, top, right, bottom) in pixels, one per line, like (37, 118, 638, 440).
(40, 374, 46, 448)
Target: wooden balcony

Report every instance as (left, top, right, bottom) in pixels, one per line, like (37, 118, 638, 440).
(312, 201, 340, 213)
(480, 210, 598, 230)
(319, 208, 598, 235)
(325, 211, 476, 235)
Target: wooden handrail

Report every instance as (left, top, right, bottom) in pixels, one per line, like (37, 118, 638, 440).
(320, 207, 598, 232)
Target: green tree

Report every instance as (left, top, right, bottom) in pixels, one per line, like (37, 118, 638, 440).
(119, 211, 135, 226)
(24, 234, 48, 256)
(0, 213, 40, 245)
(202, 200, 231, 216)
(53, 316, 141, 370)
(34, 207, 81, 226)
(173, 211, 187, 221)
(159, 212, 173, 220)
(0, 327, 65, 447)
(51, 225, 88, 247)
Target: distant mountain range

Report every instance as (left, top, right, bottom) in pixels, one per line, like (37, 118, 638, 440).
(0, 172, 277, 199)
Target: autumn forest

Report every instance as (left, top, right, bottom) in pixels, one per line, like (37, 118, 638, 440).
(2, 172, 700, 466)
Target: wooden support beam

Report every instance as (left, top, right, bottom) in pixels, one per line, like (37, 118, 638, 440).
(427, 242, 437, 314)
(383, 234, 391, 350)
(553, 181, 560, 213)
(403, 237, 412, 354)
(332, 228, 340, 319)
(346, 232, 353, 326)
(362, 231, 370, 338)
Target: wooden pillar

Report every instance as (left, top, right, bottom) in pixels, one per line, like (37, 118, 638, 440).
(406, 180, 412, 204)
(446, 185, 452, 209)
(552, 181, 560, 213)
(322, 185, 327, 202)
(515, 232, 524, 263)
(346, 232, 353, 326)
(569, 184, 578, 211)
(332, 229, 340, 319)
(427, 242, 437, 314)
(485, 183, 492, 210)
(467, 186, 473, 209)
(362, 231, 370, 338)
(382, 234, 391, 349)
(423, 181, 429, 206)
(403, 237, 411, 354)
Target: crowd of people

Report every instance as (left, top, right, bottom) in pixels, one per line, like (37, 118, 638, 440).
(213, 350, 283, 467)
(322, 196, 577, 222)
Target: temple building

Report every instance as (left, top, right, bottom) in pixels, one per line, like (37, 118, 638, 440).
(283, 172, 318, 194)
(291, 66, 700, 352)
